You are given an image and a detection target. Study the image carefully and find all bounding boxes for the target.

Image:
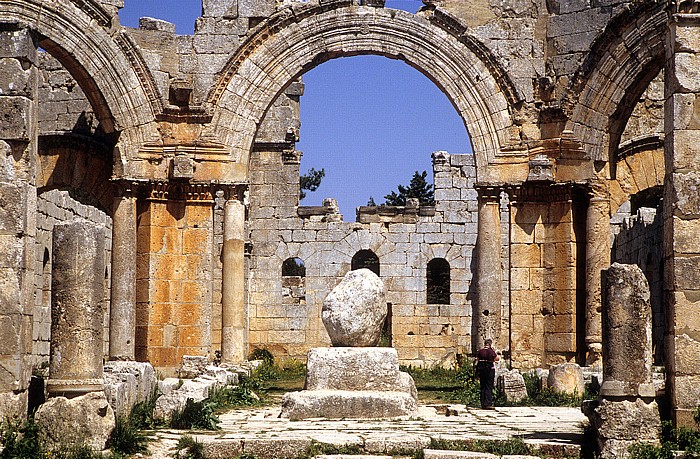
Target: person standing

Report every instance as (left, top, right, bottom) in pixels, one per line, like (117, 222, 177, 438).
(475, 338, 499, 409)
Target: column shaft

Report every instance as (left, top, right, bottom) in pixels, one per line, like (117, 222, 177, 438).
(585, 192, 609, 365)
(48, 221, 106, 396)
(221, 199, 247, 363)
(109, 191, 137, 360)
(475, 191, 502, 349)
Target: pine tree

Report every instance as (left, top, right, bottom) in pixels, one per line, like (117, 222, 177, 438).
(299, 168, 325, 200)
(383, 170, 434, 206)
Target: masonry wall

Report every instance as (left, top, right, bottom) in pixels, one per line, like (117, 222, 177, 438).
(248, 149, 486, 367)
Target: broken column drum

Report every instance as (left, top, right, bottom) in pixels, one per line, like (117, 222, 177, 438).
(601, 262, 654, 398)
(47, 220, 106, 396)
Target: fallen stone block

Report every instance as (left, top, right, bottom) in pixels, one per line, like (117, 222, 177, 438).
(34, 391, 115, 451)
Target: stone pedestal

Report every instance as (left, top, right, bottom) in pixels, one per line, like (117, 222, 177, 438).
(584, 398, 661, 459)
(35, 392, 115, 451)
(280, 347, 417, 420)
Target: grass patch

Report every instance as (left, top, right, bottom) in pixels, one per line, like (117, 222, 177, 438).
(428, 437, 532, 456)
(170, 398, 221, 430)
(628, 420, 700, 459)
(175, 435, 205, 459)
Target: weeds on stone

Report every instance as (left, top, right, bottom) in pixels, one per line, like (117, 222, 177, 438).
(0, 418, 125, 459)
(175, 435, 205, 459)
(627, 420, 700, 459)
(0, 418, 42, 459)
(170, 398, 221, 430)
(109, 414, 150, 456)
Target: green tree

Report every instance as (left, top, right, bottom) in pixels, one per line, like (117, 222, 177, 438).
(367, 196, 377, 206)
(384, 170, 434, 206)
(299, 167, 325, 200)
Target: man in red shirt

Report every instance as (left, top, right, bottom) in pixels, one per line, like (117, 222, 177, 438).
(475, 339, 500, 409)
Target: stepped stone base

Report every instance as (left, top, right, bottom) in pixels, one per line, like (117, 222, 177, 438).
(280, 390, 418, 420)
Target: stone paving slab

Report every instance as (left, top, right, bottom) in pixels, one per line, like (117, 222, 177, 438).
(144, 404, 588, 458)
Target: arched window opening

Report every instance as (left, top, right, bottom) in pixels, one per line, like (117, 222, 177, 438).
(427, 258, 450, 304)
(352, 250, 380, 276)
(282, 258, 306, 306)
(282, 257, 306, 277)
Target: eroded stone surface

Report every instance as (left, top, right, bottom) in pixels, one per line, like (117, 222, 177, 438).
(34, 392, 115, 451)
(547, 363, 584, 396)
(322, 269, 387, 347)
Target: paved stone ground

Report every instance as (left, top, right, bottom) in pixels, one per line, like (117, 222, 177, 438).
(142, 404, 589, 459)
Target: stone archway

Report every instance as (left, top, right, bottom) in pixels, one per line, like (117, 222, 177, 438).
(0, 0, 160, 165)
(563, 1, 666, 162)
(205, 4, 520, 179)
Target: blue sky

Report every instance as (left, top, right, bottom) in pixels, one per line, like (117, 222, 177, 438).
(119, 1, 470, 219)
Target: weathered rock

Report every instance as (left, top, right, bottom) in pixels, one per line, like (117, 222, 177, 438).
(498, 369, 528, 403)
(103, 361, 157, 416)
(153, 377, 217, 421)
(280, 390, 418, 420)
(601, 263, 654, 398)
(179, 355, 210, 379)
(322, 269, 387, 347)
(547, 363, 584, 396)
(584, 398, 661, 459)
(34, 391, 115, 451)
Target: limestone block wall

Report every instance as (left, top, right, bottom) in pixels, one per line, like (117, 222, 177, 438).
(508, 186, 583, 368)
(34, 189, 113, 367)
(248, 151, 485, 366)
(37, 52, 97, 136)
(135, 199, 214, 374)
(611, 206, 664, 364)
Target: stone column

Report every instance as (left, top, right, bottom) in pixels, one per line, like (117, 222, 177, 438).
(584, 183, 609, 366)
(221, 195, 247, 363)
(0, 25, 38, 420)
(109, 182, 137, 360)
(47, 221, 106, 396)
(36, 222, 115, 451)
(665, 9, 700, 427)
(584, 263, 659, 459)
(475, 187, 502, 350)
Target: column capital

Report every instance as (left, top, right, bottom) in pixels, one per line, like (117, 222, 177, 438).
(211, 183, 247, 203)
(474, 184, 503, 201)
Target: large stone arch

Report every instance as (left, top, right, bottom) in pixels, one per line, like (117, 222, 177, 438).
(206, 4, 520, 177)
(0, 0, 160, 169)
(564, 1, 666, 163)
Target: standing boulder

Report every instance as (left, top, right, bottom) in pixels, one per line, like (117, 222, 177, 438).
(322, 268, 387, 347)
(548, 363, 584, 396)
(498, 369, 528, 403)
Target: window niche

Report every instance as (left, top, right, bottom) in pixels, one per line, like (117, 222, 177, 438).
(427, 258, 450, 304)
(282, 257, 306, 305)
(351, 250, 380, 276)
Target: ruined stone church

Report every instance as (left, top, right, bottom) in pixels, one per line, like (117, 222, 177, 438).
(0, 0, 699, 426)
